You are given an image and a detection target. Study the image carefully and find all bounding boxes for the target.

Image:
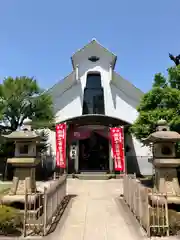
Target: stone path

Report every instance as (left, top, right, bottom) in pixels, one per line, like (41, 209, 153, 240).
(47, 179, 144, 240)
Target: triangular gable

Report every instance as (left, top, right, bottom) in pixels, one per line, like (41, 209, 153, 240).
(71, 39, 117, 69)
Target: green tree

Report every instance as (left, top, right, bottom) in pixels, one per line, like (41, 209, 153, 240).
(131, 66, 180, 140)
(0, 76, 54, 132)
(0, 76, 55, 160)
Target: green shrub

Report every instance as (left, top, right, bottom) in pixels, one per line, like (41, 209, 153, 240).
(168, 209, 180, 235)
(0, 205, 22, 235)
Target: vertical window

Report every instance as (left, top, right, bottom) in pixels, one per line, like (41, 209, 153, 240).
(82, 73, 105, 115)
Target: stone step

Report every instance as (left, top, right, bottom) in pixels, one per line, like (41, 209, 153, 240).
(67, 173, 124, 180)
(80, 171, 107, 175)
(72, 173, 115, 180)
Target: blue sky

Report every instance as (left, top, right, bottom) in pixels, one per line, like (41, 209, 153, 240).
(0, 0, 179, 92)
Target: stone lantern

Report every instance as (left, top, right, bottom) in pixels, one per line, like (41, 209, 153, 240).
(144, 119, 180, 204)
(2, 118, 41, 205)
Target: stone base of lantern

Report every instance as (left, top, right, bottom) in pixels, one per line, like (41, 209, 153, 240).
(149, 194, 180, 205)
(153, 167, 180, 204)
(1, 192, 42, 221)
(1, 157, 40, 207)
(1, 193, 38, 205)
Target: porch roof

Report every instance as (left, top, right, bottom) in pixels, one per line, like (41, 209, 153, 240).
(57, 114, 131, 128)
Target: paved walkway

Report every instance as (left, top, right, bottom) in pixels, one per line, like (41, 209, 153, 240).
(48, 179, 143, 240)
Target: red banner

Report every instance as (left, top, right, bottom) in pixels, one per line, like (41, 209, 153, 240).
(110, 127, 125, 172)
(56, 123, 67, 168)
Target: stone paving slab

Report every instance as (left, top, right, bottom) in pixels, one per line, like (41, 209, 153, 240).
(1, 179, 179, 240)
(47, 179, 145, 240)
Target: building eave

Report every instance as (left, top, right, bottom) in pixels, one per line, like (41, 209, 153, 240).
(46, 71, 76, 100)
(56, 114, 131, 128)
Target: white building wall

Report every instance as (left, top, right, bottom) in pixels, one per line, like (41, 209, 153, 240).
(49, 49, 152, 175)
(47, 129, 56, 163)
(55, 84, 82, 123)
(105, 84, 138, 123)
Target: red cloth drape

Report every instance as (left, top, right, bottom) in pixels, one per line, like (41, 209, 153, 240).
(68, 127, 110, 142)
(68, 129, 92, 141)
(94, 130, 110, 139)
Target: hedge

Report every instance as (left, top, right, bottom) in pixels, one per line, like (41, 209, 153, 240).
(0, 205, 22, 235)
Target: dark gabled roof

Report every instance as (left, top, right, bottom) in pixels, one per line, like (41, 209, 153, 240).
(111, 71, 144, 108)
(47, 71, 76, 100)
(48, 70, 144, 113)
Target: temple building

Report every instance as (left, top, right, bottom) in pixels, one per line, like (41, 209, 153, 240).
(47, 39, 152, 175)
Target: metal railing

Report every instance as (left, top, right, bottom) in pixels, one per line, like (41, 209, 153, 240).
(43, 174, 66, 235)
(23, 191, 44, 236)
(23, 174, 67, 237)
(123, 174, 169, 237)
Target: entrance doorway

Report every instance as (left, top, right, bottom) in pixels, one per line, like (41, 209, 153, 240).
(79, 132, 109, 171)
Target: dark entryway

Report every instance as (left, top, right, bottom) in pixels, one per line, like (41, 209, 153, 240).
(79, 132, 109, 171)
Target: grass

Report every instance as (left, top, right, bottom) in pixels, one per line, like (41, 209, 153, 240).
(0, 183, 12, 196)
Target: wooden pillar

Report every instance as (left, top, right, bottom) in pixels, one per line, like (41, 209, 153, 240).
(74, 141, 79, 173)
(109, 142, 113, 173)
(109, 126, 113, 173)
